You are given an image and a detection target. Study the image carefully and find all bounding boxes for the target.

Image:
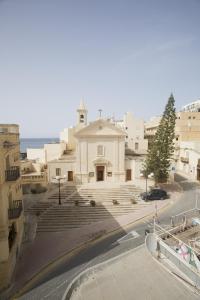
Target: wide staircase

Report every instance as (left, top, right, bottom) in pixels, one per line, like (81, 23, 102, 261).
(36, 184, 146, 232)
(47, 185, 78, 202)
(24, 202, 54, 216)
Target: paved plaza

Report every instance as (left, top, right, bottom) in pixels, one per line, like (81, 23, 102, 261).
(3, 180, 174, 298)
(70, 246, 200, 300)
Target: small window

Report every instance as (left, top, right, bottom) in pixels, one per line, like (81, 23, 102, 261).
(176, 137, 179, 141)
(80, 114, 84, 123)
(135, 143, 139, 150)
(188, 116, 191, 119)
(193, 116, 195, 119)
(97, 145, 104, 156)
(56, 168, 61, 176)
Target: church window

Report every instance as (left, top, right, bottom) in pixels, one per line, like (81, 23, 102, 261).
(56, 168, 61, 176)
(97, 145, 104, 156)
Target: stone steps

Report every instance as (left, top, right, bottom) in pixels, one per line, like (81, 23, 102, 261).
(35, 183, 144, 232)
(39, 212, 136, 220)
(25, 203, 54, 215)
(48, 186, 77, 200)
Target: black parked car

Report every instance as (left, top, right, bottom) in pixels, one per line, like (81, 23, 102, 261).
(140, 188, 168, 201)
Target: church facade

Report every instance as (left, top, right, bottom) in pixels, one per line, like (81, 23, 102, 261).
(28, 101, 147, 184)
(74, 118, 126, 183)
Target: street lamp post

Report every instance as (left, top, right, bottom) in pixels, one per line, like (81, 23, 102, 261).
(141, 172, 156, 215)
(140, 171, 149, 196)
(145, 174, 148, 195)
(53, 175, 67, 205)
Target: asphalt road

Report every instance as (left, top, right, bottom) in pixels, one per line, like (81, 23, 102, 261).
(19, 176, 200, 300)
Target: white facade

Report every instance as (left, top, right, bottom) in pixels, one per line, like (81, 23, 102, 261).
(27, 142, 66, 164)
(181, 99, 200, 112)
(74, 119, 126, 183)
(28, 101, 147, 184)
(27, 148, 46, 164)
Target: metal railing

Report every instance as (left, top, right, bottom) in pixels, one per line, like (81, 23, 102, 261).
(8, 200, 23, 219)
(171, 208, 200, 228)
(5, 166, 20, 181)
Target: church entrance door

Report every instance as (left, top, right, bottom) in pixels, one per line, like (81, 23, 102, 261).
(126, 169, 132, 181)
(68, 171, 73, 181)
(96, 166, 105, 181)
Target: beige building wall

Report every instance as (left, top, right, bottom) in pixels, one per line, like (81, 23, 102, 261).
(144, 116, 161, 137)
(125, 157, 144, 180)
(175, 112, 200, 142)
(48, 159, 76, 182)
(145, 111, 200, 180)
(176, 141, 200, 180)
(60, 127, 76, 150)
(20, 160, 48, 193)
(116, 112, 148, 152)
(0, 124, 24, 291)
(145, 112, 200, 142)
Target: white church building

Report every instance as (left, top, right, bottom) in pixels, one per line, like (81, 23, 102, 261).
(27, 101, 148, 184)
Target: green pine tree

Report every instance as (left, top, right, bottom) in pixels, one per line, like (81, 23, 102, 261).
(144, 94, 176, 183)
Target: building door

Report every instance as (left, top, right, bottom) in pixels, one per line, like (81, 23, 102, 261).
(68, 171, 73, 181)
(126, 169, 132, 181)
(96, 166, 104, 181)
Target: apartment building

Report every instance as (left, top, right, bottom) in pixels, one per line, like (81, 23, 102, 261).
(0, 124, 24, 290)
(144, 99, 200, 180)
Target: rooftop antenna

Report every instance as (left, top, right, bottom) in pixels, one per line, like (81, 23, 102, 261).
(98, 109, 102, 118)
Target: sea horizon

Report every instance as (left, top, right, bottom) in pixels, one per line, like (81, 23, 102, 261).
(20, 137, 59, 153)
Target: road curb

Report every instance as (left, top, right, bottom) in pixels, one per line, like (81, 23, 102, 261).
(12, 196, 177, 299)
(61, 244, 144, 300)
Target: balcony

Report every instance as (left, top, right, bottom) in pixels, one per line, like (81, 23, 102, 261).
(8, 200, 23, 220)
(21, 173, 47, 184)
(5, 166, 20, 181)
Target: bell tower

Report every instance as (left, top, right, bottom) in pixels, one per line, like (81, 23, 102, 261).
(77, 99, 87, 127)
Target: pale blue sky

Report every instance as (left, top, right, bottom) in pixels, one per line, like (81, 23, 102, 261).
(0, 0, 200, 137)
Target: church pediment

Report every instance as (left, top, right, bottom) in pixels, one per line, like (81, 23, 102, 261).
(74, 119, 126, 138)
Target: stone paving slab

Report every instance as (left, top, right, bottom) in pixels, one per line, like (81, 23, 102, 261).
(71, 246, 200, 300)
